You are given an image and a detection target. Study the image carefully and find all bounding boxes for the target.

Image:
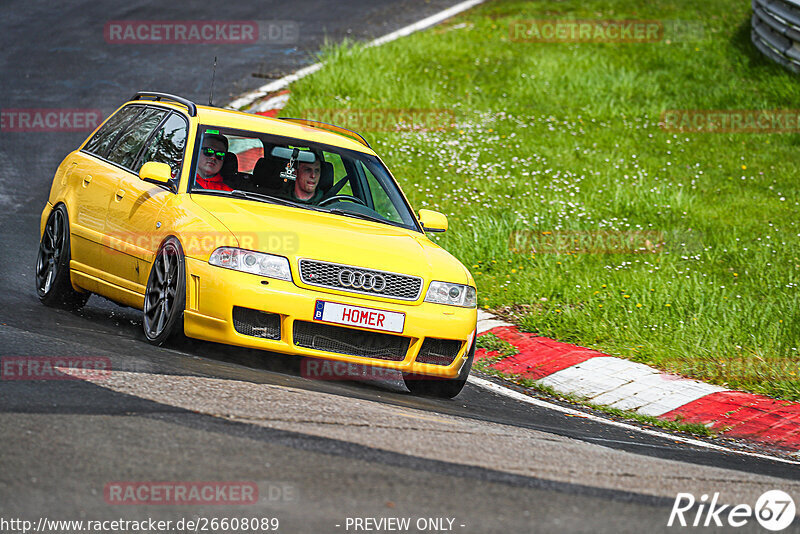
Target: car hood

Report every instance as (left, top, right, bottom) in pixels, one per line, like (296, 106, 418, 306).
(190, 195, 471, 285)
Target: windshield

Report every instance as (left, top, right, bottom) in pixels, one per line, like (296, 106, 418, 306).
(190, 126, 421, 232)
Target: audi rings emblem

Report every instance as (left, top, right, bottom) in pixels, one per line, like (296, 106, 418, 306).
(338, 269, 387, 292)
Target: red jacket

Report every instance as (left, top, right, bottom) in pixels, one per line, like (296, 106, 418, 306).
(195, 173, 232, 192)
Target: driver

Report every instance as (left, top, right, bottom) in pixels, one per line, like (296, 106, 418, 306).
(195, 133, 232, 191)
(283, 155, 323, 204)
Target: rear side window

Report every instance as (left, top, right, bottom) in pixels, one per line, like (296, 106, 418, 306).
(83, 106, 143, 157)
(106, 108, 167, 170)
(137, 112, 189, 178)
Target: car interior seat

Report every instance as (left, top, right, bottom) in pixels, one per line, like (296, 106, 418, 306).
(319, 161, 334, 194)
(252, 155, 288, 193)
(220, 152, 240, 189)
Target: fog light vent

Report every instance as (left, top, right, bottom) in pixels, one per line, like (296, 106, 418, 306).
(232, 307, 281, 340)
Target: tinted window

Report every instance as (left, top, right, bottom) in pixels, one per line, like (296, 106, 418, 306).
(138, 113, 188, 178)
(106, 108, 167, 169)
(83, 106, 143, 157)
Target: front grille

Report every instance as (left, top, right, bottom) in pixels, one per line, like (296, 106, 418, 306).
(416, 338, 462, 366)
(232, 307, 281, 340)
(293, 321, 409, 361)
(298, 259, 423, 301)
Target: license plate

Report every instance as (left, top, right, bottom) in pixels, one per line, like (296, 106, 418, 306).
(313, 300, 405, 334)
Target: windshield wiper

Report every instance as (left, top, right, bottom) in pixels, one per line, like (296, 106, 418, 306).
(328, 209, 411, 230)
(230, 189, 286, 204)
(230, 190, 321, 210)
(327, 208, 391, 225)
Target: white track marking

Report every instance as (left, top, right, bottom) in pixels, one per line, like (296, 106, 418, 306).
(538, 357, 728, 417)
(474, 313, 734, 419)
(467, 375, 800, 466)
(251, 91, 292, 114)
(476, 309, 511, 334)
(227, 0, 487, 110)
(368, 0, 486, 47)
(476, 319, 512, 334)
(228, 63, 322, 109)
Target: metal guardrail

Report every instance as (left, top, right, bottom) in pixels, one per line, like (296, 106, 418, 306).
(752, 0, 800, 72)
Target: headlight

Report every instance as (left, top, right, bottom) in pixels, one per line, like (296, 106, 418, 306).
(424, 281, 477, 308)
(209, 247, 292, 281)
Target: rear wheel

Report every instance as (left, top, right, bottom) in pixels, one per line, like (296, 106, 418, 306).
(35, 205, 89, 310)
(143, 237, 186, 345)
(403, 338, 475, 399)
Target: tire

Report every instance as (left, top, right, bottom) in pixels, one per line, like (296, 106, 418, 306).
(403, 338, 476, 399)
(143, 237, 186, 345)
(35, 205, 90, 310)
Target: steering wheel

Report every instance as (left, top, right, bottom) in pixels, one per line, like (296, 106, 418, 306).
(318, 194, 366, 206)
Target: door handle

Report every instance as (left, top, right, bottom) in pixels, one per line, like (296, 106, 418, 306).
(82, 175, 92, 187)
(115, 189, 126, 200)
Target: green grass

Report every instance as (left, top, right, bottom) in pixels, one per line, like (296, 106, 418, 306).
(283, 0, 800, 400)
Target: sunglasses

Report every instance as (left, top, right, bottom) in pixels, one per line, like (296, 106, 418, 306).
(201, 147, 226, 161)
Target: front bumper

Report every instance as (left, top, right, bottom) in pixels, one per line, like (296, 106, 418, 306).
(183, 257, 477, 378)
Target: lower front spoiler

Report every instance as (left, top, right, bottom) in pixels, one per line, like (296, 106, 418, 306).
(183, 309, 474, 379)
(182, 258, 477, 379)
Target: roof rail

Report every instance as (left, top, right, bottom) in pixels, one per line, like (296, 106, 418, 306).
(131, 92, 197, 117)
(278, 117, 371, 149)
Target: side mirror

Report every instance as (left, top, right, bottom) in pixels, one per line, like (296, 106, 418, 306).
(139, 162, 174, 189)
(418, 209, 448, 233)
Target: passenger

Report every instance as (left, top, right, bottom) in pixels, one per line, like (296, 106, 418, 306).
(283, 156, 323, 204)
(195, 134, 232, 191)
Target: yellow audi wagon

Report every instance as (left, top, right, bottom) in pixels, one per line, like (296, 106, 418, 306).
(36, 92, 477, 397)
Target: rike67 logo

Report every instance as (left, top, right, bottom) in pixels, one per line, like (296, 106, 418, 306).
(668, 490, 795, 531)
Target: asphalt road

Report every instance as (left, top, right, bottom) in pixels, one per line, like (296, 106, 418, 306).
(2, 1, 800, 533)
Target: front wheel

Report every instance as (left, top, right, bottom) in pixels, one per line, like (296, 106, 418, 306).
(143, 237, 186, 345)
(35, 205, 89, 310)
(403, 338, 475, 399)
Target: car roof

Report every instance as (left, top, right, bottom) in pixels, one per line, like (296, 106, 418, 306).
(186, 104, 376, 155)
(126, 93, 375, 154)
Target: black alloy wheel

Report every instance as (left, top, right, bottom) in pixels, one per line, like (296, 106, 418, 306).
(35, 205, 89, 310)
(143, 237, 186, 345)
